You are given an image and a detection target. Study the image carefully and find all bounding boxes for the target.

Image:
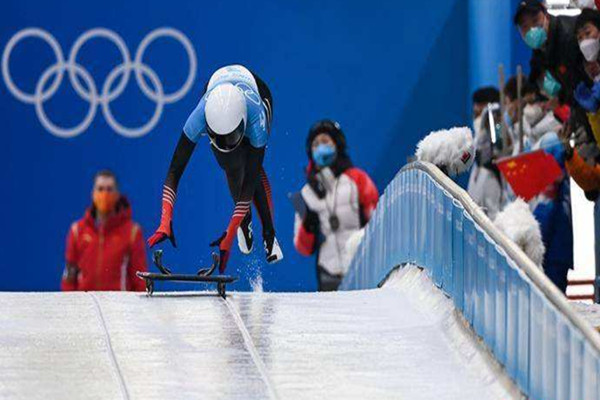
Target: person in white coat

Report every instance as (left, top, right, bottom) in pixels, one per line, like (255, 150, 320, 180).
(292, 120, 379, 291)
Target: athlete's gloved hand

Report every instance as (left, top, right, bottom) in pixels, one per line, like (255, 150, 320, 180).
(575, 82, 600, 112)
(148, 200, 177, 248)
(210, 232, 231, 273)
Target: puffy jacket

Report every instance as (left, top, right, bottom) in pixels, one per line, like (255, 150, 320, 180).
(62, 197, 147, 291)
(294, 166, 379, 275)
(566, 148, 600, 192)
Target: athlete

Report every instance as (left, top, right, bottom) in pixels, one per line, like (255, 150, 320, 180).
(147, 65, 283, 273)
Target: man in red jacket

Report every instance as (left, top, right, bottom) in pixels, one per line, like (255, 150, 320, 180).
(62, 170, 147, 291)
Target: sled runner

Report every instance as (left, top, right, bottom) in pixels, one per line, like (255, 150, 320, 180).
(137, 250, 237, 298)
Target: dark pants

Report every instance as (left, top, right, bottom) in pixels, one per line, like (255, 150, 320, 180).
(317, 266, 343, 291)
(212, 141, 275, 239)
(545, 263, 570, 293)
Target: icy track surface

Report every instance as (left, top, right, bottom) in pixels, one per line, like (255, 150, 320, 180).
(0, 266, 521, 400)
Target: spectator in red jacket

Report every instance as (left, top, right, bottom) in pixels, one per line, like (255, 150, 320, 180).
(62, 170, 147, 291)
(292, 120, 379, 291)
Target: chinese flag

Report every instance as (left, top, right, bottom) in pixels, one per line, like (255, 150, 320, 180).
(496, 149, 562, 201)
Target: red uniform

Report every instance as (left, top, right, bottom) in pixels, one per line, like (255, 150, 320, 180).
(62, 197, 147, 291)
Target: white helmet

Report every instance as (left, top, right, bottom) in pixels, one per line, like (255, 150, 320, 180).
(205, 83, 247, 152)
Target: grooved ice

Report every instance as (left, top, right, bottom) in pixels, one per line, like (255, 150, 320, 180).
(0, 266, 521, 399)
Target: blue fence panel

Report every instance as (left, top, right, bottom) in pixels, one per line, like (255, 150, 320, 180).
(452, 203, 465, 311)
(556, 314, 571, 400)
(506, 263, 519, 380)
(570, 331, 584, 400)
(463, 214, 477, 325)
(474, 228, 487, 338)
(494, 251, 508, 365)
(517, 271, 530, 392)
(484, 238, 497, 351)
(340, 163, 600, 400)
(443, 194, 454, 293)
(542, 305, 558, 400)
(530, 288, 544, 399)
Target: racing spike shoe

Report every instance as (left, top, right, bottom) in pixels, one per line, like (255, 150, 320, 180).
(237, 213, 253, 254)
(264, 235, 283, 264)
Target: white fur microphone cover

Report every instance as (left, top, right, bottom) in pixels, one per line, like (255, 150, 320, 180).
(493, 199, 545, 268)
(415, 127, 475, 176)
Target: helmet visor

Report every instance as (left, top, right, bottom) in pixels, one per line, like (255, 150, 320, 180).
(207, 119, 245, 152)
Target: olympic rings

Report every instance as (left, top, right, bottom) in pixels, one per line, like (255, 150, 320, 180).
(2, 27, 197, 138)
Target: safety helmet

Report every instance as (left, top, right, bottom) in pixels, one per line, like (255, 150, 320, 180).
(205, 83, 247, 152)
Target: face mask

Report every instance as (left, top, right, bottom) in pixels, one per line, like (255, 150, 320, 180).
(93, 191, 119, 214)
(524, 26, 547, 49)
(543, 71, 562, 98)
(580, 38, 600, 62)
(312, 143, 337, 168)
(524, 104, 544, 126)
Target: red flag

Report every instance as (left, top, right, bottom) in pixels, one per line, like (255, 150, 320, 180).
(496, 149, 563, 201)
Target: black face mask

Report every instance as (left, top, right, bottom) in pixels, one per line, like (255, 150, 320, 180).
(207, 119, 245, 152)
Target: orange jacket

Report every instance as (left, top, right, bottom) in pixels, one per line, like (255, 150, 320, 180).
(62, 197, 147, 291)
(565, 149, 600, 192)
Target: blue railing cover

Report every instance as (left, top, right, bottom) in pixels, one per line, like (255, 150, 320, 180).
(341, 161, 600, 400)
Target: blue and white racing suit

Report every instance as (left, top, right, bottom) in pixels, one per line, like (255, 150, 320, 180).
(156, 65, 276, 271)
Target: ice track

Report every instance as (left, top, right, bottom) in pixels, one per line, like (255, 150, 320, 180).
(0, 265, 522, 399)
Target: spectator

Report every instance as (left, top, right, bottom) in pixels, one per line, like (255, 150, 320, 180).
(514, 0, 584, 105)
(292, 120, 379, 291)
(62, 170, 147, 291)
(471, 86, 500, 151)
(561, 124, 600, 300)
(574, 8, 600, 146)
(468, 101, 506, 219)
(472, 87, 500, 125)
(529, 132, 574, 292)
(503, 76, 564, 154)
(515, 0, 598, 164)
(570, 9, 600, 300)
(564, 142, 600, 192)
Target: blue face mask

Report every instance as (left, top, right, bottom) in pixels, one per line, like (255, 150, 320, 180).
(543, 71, 562, 98)
(524, 26, 547, 49)
(312, 144, 337, 168)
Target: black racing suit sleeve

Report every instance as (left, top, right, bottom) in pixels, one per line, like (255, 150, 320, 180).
(219, 144, 266, 252)
(164, 132, 196, 193)
(239, 145, 265, 203)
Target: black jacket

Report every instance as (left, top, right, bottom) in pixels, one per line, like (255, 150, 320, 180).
(531, 15, 586, 104)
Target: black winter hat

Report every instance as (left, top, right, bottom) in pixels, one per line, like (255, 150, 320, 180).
(472, 87, 500, 104)
(514, 0, 546, 26)
(306, 119, 347, 159)
(576, 8, 600, 34)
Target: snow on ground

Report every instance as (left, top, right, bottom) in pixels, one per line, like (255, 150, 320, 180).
(572, 301, 600, 330)
(0, 266, 521, 399)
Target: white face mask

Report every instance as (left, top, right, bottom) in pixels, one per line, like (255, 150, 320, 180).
(524, 104, 544, 126)
(580, 38, 600, 62)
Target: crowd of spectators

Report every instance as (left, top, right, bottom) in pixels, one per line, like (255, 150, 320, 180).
(468, 0, 600, 293)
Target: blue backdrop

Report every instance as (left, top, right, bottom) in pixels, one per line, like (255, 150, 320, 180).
(1, 0, 473, 291)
